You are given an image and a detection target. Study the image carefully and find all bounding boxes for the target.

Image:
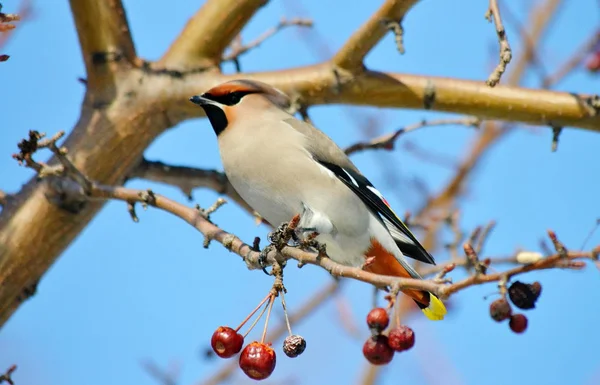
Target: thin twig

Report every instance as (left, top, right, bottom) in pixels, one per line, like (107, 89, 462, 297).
(543, 31, 600, 88)
(485, 0, 513, 86)
(141, 360, 179, 385)
(344, 117, 480, 155)
(222, 18, 313, 64)
(0, 365, 16, 385)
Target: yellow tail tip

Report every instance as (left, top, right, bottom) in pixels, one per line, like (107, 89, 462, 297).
(422, 294, 447, 321)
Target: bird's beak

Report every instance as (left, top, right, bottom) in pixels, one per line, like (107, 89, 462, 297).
(189, 94, 218, 106)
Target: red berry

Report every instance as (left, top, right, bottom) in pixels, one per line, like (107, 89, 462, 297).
(239, 342, 276, 380)
(387, 325, 415, 352)
(210, 326, 244, 358)
(489, 298, 512, 322)
(509, 314, 528, 334)
(586, 52, 600, 72)
(362, 335, 394, 365)
(366, 308, 389, 332)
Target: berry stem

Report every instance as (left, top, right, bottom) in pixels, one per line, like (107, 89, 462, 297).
(243, 295, 272, 338)
(235, 292, 272, 333)
(261, 294, 276, 344)
(279, 289, 293, 336)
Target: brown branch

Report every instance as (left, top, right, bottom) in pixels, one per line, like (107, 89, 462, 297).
(485, 0, 512, 87)
(331, 0, 420, 71)
(223, 18, 313, 67)
(160, 0, 268, 69)
(199, 280, 340, 385)
(543, 31, 600, 88)
(68, 0, 137, 90)
(0, 191, 10, 208)
(141, 360, 178, 385)
(344, 117, 481, 155)
(0, 365, 16, 385)
(11, 132, 598, 317)
(128, 159, 256, 216)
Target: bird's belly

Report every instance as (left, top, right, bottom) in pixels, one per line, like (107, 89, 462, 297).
(226, 172, 300, 228)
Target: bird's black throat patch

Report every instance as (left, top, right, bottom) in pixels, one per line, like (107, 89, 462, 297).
(201, 104, 228, 136)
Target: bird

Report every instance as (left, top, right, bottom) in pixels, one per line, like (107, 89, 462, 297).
(189, 79, 446, 321)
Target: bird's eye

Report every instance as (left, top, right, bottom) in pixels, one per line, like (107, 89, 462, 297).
(227, 92, 243, 105)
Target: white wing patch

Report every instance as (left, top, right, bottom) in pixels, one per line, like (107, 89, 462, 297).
(343, 169, 359, 187)
(366, 185, 384, 199)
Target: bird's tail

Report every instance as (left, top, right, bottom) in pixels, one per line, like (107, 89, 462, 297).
(365, 240, 447, 321)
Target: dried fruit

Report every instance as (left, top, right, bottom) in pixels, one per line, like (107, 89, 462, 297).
(529, 281, 542, 300)
(489, 298, 512, 322)
(366, 308, 389, 332)
(283, 335, 306, 358)
(388, 325, 415, 352)
(508, 281, 538, 309)
(239, 342, 276, 380)
(210, 326, 244, 358)
(362, 335, 394, 365)
(509, 314, 528, 334)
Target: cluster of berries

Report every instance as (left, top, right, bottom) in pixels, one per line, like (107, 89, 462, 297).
(489, 280, 542, 333)
(362, 307, 416, 365)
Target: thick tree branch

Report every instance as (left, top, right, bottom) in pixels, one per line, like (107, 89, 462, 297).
(69, 0, 137, 90)
(172, 67, 600, 132)
(128, 159, 255, 215)
(332, 0, 420, 71)
(159, 0, 268, 70)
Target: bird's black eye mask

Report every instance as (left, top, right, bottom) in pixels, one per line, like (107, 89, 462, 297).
(201, 90, 258, 106)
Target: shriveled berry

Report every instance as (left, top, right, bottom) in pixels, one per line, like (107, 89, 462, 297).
(529, 281, 542, 300)
(509, 314, 528, 334)
(508, 281, 538, 309)
(366, 308, 389, 332)
(211, 326, 244, 358)
(387, 325, 415, 352)
(283, 335, 306, 358)
(239, 342, 276, 380)
(489, 298, 512, 322)
(362, 335, 394, 365)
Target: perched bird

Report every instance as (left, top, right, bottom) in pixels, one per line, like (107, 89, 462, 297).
(190, 80, 446, 320)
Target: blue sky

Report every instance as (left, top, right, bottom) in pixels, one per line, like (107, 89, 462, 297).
(1, 1, 599, 384)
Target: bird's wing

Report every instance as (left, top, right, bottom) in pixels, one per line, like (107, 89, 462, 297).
(317, 161, 436, 265)
(282, 117, 435, 265)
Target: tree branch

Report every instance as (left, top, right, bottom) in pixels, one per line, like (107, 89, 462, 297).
(543, 30, 600, 88)
(68, 0, 137, 90)
(331, 0, 420, 71)
(14, 132, 598, 304)
(222, 17, 313, 71)
(159, 0, 268, 70)
(128, 159, 256, 216)
(485, 0, 512, 87)
(344, 117, 481, 155)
